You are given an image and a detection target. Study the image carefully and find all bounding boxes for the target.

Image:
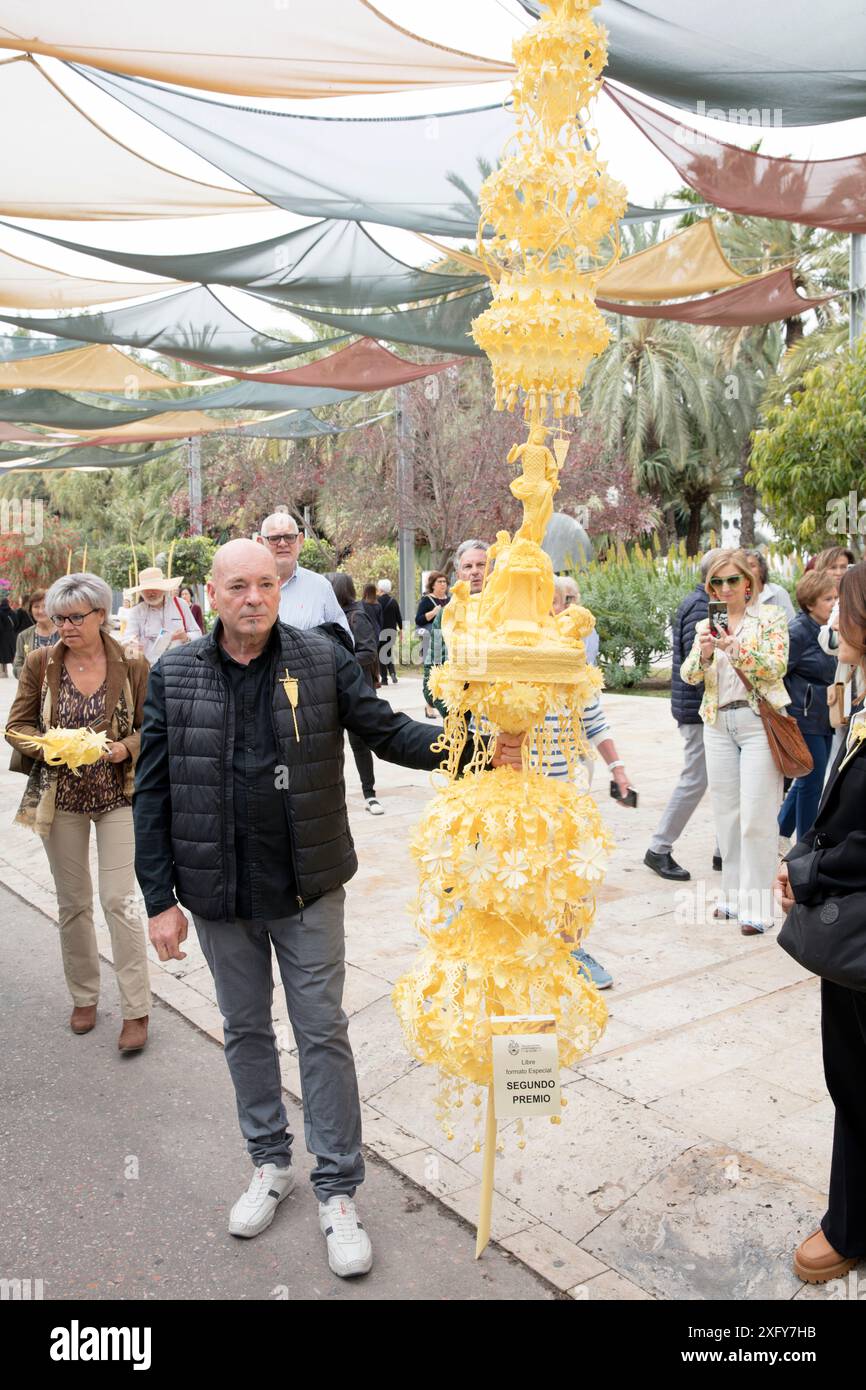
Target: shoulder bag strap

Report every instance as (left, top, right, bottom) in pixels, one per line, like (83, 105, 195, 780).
(172, 594, 189, 631)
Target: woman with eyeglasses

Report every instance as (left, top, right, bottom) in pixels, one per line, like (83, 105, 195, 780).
(681, 548, 790, 935)
(5, 574, 153, 1051)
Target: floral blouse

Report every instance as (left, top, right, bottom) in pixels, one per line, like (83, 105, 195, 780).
(681, 602, 790, 726)
(54, 667, 126, 815)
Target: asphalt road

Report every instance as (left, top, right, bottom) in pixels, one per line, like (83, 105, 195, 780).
(0, 883, 556, 1302)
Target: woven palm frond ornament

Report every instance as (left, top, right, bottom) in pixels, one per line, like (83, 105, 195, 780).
(392, 0, 627, 1256)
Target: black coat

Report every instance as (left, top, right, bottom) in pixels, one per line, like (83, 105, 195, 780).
(783, 611, 837, 737)
(377, 592, 402, 635)
(345, 601, 379, 674)
(0, 600, 18, 663)
(133, 620, 456, 921)
(786, 719, 866, 903)
(670, 584, 708, 725)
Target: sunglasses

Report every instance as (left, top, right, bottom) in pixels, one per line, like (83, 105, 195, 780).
(708, 575, 744, 589)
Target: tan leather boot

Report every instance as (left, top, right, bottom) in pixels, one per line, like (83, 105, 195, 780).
(793, 1229, 859, 1284)
(118, 1016, 149, 1053)
(70, 1005, 97, 1034)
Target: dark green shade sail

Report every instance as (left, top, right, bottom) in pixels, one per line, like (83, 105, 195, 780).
(0, 286, 348, 367)
(518, 2, 866, 124)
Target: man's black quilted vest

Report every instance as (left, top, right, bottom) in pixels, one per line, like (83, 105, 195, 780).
(160, 623, 356, 920)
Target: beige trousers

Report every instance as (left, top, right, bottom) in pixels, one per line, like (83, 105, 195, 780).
(44, 805, 151, 1019)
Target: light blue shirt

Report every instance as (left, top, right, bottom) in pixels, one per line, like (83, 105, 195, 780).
(278, 565, 352, 637)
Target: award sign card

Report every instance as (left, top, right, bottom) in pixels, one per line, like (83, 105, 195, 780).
(491, 1015, 561, 1120)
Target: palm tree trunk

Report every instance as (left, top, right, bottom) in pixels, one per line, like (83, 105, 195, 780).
(738, 437, 757, 547)
(686, 498, 705, 556)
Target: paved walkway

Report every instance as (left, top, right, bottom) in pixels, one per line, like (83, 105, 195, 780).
(0, 673, 849, 1301)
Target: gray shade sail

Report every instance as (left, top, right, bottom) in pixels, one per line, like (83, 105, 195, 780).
(0, 389, 150, 428)
(518, 1, 866, 124)
(0, 443, 184, 474)
(0, 286, 347, 367)
(0, 218, 485, 310)
(277, 289, 490, 357)
(0, 334, 87, 361)
(74, 67, 693, 234)
(0, 380, 358, 428)
(226, 408, 393, 440)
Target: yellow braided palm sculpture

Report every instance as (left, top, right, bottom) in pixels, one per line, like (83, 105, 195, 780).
(393, 0, 625, 1162)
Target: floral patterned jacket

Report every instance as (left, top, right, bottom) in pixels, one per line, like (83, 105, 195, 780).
(680, 603, 790, 726)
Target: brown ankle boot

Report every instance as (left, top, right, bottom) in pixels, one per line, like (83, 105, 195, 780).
(793, 1229, 859, 1284)
(118, 1016, 149, 1053)
(70, 1005, 97, 1034)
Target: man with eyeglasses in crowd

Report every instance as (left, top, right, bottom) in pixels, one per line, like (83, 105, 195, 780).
(257, 512, 351, 639)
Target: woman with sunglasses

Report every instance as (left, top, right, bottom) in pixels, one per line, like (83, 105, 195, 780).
(682, 548, 789, 935)
(5, 574, 152, 1051)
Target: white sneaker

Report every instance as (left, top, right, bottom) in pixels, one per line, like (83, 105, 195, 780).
(364, 797, 385, 816)
(229, 1163, 295, 1238)
(318, 1196, 373, 1277)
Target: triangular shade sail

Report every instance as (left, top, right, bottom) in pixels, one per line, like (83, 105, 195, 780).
(0, 2, 510, 97)
(183, 338, 460, 390)
(276, 291, 488, 357)
(0, 56, 265, 220)
(598, 220, 747, 301)
(519, 2, 866, 124)
(226, 409, 393, 440)
(0, 334, 87, 360)
(56, 409, 301, 445)
(0, 240, 181, 309)
(607, 84, 866, 234)
(0, 217, 484, 310)
(0, 286, 345, 366)
(0, 390, 149, 428)
(0, 380, 356, 427)
(76, 66, 692, 236)
(0, 344, 180, 391)
(598, 267, 834, 326)
(0, 444, 184, 474)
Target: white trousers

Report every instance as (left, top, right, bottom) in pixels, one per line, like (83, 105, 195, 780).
(703, 706, 783, 929)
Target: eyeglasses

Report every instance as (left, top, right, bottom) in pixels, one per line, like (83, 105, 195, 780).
(563, 594, 579, 606)
(52, 610, 96, 627)
(263, 532, 300, 545)
(708, 575, 744, 589)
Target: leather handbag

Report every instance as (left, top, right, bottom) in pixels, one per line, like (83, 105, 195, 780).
(779, 893, 866, 992)
(8, 644, 50, 775)
(734, 667, 814, 778)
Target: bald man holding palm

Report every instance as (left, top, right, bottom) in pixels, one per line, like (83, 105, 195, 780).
(133, 540, 521, 1281)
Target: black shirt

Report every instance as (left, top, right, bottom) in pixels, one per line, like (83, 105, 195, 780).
(217, 628, 299, 921)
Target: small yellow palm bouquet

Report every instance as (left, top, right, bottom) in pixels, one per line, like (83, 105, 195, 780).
(9, 727, 109, 774)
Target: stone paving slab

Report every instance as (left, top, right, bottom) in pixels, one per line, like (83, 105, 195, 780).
(0, 672, 851, 1299)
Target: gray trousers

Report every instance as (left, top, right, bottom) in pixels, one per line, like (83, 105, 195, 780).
(194, 886, 364, 1201)
(649, 722, 710, 855)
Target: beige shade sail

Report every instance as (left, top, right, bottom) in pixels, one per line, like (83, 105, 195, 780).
(51, 409, 297, 444)
(0, 343, 191, 391)
(0, 1, 511, 97)
(0, 56, 265, 218)
(597, 220, 749, 301)
(421, 220, 754, 302)
(0, 242, 182, 308)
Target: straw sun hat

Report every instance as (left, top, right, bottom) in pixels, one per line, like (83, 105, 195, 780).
(128, 566, 183, 596)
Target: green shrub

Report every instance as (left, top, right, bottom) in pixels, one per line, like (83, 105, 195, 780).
(576, 542, 700, 690)
(299, 537, 337, 574)
(343, 544, 399, 590)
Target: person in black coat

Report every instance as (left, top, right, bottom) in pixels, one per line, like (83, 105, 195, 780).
(330, 572, 385, 814)
(645, 549, 724, 880)
(778, 570, 838, 842)
(0, 587, 21, 675)
(376, 579, 402, 686)
(777, 560, 866, 1285)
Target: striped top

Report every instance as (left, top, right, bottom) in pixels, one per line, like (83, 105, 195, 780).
(534, 697, 611, 781)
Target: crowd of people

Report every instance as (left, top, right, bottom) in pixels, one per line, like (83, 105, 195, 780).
(3, 526, 865, 1287)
